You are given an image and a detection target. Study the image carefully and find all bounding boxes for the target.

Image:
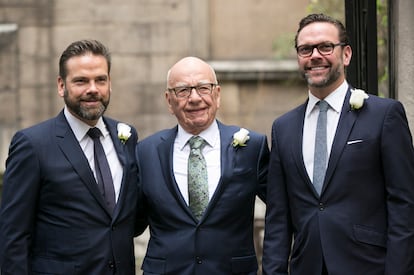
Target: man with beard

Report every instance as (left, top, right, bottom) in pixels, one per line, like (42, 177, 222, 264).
(262, 14, 414, 275)
(0, 39, 144, 274)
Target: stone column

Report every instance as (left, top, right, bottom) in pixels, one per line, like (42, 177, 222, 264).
(395, 0, 414, 133)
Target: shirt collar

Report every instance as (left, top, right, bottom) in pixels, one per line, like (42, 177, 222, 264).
(305, 80, 349, 117)
(63, 106, 107, 141)
(176, 120, 219, 151)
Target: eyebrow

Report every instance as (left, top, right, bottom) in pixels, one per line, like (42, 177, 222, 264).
(173, 81, 212, 87)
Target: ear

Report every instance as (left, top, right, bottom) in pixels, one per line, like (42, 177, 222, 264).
(343, 45, 352, 66)
(165, 90, 174, 114)
(215, 85, 221, 108)
(57, 77, 65, 97)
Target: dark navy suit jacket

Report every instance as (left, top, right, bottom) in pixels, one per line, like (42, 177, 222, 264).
(136, 121, 269, 275)
(0, 111, 140, 275)
(262, 88, 414, 275)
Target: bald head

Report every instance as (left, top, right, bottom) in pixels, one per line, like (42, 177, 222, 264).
(164, 56, 221, 135)
(167, 57, 217, 88)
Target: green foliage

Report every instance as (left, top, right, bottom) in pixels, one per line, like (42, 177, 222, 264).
(272, 0, 345, 60)
(271, 0, 389, 96)
(0, 173, 3, 201)
(306, 0, 345, 22)
(376, 0, 388, 97)
(272, 33, 297, 59)
(307, 0, 389, 97)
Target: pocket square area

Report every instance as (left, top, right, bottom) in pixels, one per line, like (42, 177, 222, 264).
(347, 139, 363, 145)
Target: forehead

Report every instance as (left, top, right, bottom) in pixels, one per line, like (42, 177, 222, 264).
(169, 60, 214, 86)
(65, 54, 108, 75)
(297, 22, 340, 45)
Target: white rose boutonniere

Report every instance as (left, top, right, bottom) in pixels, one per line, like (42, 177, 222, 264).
(117, 123, 132, 144)
(349, 88, 369, 110)
(232, 128, 250, 148)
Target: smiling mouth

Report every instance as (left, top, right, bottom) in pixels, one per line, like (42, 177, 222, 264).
(82, 100, 101, 107)
(307, 66, 329, 71)
(187, 108, 206, 115)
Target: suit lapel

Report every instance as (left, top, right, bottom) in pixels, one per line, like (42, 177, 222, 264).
(105, 118, 128, 219)
(322, 88, 357, 194)
(55, 112, 110, 214)
(291, 104, 315, 190)
(202, 122, 235, 220)
(106, 118, 127, 166)
(157, 127, 194, 216)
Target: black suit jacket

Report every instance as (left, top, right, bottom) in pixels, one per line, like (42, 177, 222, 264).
(0, 111, 139, 275)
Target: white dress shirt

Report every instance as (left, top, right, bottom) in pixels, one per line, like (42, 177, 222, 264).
(303, 81, 349, 182)
(173, 120, 221, 205)
(64, 107, 123, 202)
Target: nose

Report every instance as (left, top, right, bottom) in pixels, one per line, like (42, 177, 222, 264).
(87, 81, 99, 93)
(310, 47, 323, 58)
(188, 87, 202, 100)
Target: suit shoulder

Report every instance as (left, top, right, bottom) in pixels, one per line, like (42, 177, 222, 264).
(355, 94, 406, 117)
(244, 128, 267, 141)
(273, 103, 306, 125)
(16, 117, 57, 139)
(103, 116, 137, 131)
(366, 93, 400, 107)
(138, 128, 175, 146)
(218, 123, 266, 139)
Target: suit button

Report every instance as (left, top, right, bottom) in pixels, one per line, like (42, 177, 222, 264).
(108, 261, 115, 269)
(319, 202, 324, 211)
(196, 256, 202, 264)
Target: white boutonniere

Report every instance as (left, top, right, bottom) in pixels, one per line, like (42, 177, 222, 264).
(232, 128, 250, 148)
(349, 88, 369, 110)
(117, 123, 132, 144)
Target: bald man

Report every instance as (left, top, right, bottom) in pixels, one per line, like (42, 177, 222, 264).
(135, 57, 269, 275)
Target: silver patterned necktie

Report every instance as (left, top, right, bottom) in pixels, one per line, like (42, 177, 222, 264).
(188, 136, 208, 220)
(313, 100, 329, 195)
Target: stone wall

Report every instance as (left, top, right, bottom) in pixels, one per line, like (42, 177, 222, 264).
(395, 0, 414, 132)
(1, 1, 413, 274)
(0, 1, 308, 274)
(0, 0, 309, 144)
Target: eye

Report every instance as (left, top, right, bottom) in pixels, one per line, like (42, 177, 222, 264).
(96, 77, 108, 84)
(318, 43, 333, 52)
(298, 46, 312, 54)
(73, 78, 87, 85)
(175, 87, 190, 94)
(197, 85, 211, 91)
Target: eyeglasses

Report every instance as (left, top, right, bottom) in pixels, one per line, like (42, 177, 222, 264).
(168, 83, 217, 98)
(296, 42, 346, 57)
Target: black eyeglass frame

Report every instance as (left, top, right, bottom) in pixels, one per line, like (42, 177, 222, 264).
(296, 42, 347, 57)
(167, 83, 217, 98)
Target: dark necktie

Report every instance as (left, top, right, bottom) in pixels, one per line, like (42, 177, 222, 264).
(313, 100, 329, 195)
(87, 127, 116, 212)
(188, 136, 208, 220)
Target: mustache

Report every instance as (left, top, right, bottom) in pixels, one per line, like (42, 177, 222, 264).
(81, 94, 102, 101)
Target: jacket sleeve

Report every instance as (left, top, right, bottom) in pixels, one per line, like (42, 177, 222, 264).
(382, 101, 414, 274)
(0, 132, 41, 274)
(262, 121, 292, 275)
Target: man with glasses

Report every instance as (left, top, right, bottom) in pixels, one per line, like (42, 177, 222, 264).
(136, 56, 269, 275)
(262, 13, 414, 275)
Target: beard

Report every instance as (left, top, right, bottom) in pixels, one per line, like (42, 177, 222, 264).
(63, 89, 109, 122)
(301, 62, 342, 88)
